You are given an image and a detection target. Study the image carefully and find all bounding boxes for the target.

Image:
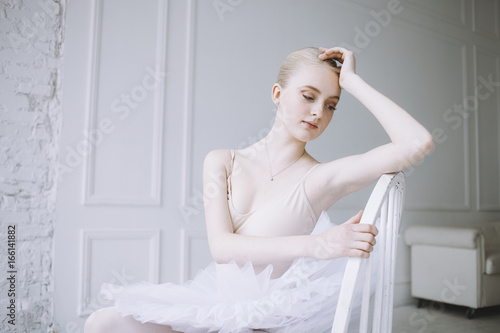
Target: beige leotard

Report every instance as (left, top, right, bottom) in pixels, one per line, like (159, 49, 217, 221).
(227, 149, 320, 277)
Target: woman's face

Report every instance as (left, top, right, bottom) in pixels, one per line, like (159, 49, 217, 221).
(274, 63, 341, 143)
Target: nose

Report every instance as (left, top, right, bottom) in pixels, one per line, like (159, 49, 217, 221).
(311, 102, 323, 117)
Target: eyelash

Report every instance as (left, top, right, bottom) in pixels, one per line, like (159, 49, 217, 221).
(302, 94, 336, 111)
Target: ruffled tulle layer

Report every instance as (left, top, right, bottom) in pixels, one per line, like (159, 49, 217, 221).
(101, 211, 376, 333)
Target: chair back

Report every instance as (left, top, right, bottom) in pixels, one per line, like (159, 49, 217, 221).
(331, 172, 406, 333)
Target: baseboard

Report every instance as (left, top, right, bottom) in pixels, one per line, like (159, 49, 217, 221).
(394, 281, 415, 307)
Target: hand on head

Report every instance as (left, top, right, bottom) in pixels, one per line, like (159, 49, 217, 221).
(318, 46, 357, 89)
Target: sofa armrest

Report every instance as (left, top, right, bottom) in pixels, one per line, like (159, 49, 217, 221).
(479, 223, 500, 248)
(404, 225, 481, 249)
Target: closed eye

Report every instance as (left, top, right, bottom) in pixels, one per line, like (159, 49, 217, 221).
(303, 93, 336, 111)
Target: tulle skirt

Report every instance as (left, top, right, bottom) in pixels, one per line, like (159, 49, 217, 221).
(101, 211, 377, 333)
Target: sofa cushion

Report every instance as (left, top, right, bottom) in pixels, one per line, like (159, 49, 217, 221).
(405, 225, 480, 249)
(486, 249, 500, 275)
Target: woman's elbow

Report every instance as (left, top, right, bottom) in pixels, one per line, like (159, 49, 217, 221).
(208, 235, 233, 264)
(416, 132, 434, 157)
(404, 132, 434, 167)
(210, 250, 230, 264)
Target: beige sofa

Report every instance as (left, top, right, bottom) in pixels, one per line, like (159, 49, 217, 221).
(404, 222, 500, 318)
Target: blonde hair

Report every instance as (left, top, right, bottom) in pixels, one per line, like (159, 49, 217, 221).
(276, 47, 341, 88)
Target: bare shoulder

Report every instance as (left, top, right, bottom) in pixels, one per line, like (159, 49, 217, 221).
(203, 149, 233, 175)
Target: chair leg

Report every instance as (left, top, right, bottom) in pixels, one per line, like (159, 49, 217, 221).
(417, 298, 425, 309)
(465, 308, 476, 319)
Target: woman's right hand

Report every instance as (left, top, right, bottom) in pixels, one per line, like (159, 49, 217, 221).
(310, 210, 378, 260)
(318, 46, 357, 90)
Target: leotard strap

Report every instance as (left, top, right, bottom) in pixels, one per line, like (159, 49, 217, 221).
(230, 149, 235, 174)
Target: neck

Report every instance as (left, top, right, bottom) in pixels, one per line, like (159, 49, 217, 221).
(262, 124, 306, 166)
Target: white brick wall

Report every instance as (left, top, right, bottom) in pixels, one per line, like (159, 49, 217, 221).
(0, 0, 65, 332)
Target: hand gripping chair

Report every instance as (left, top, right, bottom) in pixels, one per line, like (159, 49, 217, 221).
(332, 172, 406, 333)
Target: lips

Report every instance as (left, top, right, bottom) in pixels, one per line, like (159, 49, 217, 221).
(302, 121, 318, 129)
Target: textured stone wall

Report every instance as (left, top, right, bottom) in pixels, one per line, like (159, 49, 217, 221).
(0, 0, 65, 332)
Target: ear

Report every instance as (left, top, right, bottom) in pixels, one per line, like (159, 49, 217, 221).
(271, 83, 282, 107)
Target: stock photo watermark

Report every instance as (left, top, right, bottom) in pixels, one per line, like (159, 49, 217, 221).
(179, 111, 285, 223)
(244, 259, 321, 325)
(5, 225, 17, 327)
(399, 277, 467, 333)
(404, 73, 500, 177)
(48, 267, 137, 333)
(443, 74, 500, 130)
(58, 66, 166, 180)
(340, 0, 405, 54)
(213, 0, 244, 21)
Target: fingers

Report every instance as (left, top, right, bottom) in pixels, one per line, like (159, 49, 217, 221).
(348, 248, 372, 259)
(344, 219, 378, 257)
(343, 210, 363, 224)
(336, 240, 374, 258)
(318, 46, 354, 62)
(347, 237, 376, 258)
(314, 213, 378, 260)
(343, 210, 378, 236)
(321, 46, 352, 57)
(352, 230, 377, 246)
(352, 223, 379, 237)
(342, 210, 378, 246)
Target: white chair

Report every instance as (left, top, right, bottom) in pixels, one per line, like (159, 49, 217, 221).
(331, 172, 406, 333)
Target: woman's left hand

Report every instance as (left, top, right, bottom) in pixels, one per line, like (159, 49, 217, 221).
(318, 46, 357, 90)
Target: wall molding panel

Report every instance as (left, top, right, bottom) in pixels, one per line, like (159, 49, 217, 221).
(179, 228, 211, 282)
(180, 0, 197, 212)
(403, 0, 466, 29)
(83, 0, 168, 206)
(385, 20, 471, 211)
(78, 229, 160, 316)
(405, 19, 470, 211)
(473, 45, 500, 211)
(472, 0, 500, 40)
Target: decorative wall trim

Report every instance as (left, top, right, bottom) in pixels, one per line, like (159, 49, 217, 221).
(78, 229, 160, 316)
(473, 45, 500, 211)
(403, 0, 466, 28)
(180, 0, 197, 214)
(460, 41, 471, 212)
(403, 24, 470, 211)
(472, 0, 500, 40)
(179, 228, 208, 282)
(83, 0, 168, 206)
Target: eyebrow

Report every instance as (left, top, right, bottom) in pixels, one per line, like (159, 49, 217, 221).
(300, 85, 340, 100)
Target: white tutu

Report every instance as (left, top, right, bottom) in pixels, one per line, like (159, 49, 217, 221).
(101, 211, 377, 333)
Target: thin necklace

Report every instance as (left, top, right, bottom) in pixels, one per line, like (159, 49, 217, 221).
(264, 137, 306, 181)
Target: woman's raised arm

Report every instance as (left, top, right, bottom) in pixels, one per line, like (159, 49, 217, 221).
(309, 47, 433, 207)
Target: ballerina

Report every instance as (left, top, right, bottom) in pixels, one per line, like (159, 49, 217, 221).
(84, 46, 433, 333)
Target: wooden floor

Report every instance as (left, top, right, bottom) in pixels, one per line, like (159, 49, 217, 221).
(393, 303, 500, 333)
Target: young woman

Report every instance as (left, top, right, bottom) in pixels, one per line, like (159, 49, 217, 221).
(84, 46, 433, 333)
